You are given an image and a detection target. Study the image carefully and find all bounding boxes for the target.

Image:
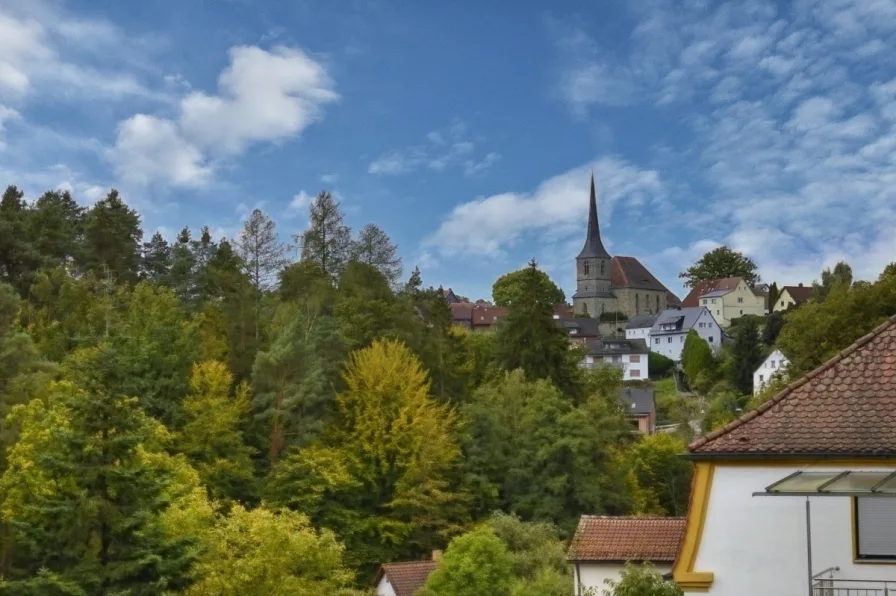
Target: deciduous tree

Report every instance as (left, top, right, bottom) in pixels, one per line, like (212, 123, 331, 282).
(420, 527, 513, 596)
(679, 246, 758, 288)
(350, 223, 402, 285)
(236, 209, 289, 340)
(492, 266, 565, 307)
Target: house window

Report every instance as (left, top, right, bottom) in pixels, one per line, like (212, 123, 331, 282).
(667, 337, 672, 343)
(740, 310, 743, 315)
(630, 355, 640, 363)
(708, 336, 714, 343)
(855, 497, 896, 560)
(583, 261, 590, 276)
(737, 297, 743, 303)
(654, 338, 660, 345)
(759, 374, 764, 382)
(680, 336, 684, 342)
(702, 299, 707, 305)
(771, 360, 776, 368)
(631, 369, 641, 378)
(711, 299, 716, 304)
(780, 300, 785, 306)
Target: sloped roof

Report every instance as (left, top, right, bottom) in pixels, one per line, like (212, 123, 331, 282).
(626, 313, 659, 330)
(666, 291, 682, 307)
(567, 516, 686, 562)
(620, 387, 655, 416)
(578, 174, 611, 259)
(650, 307, 710, 336)
(781, 285, 812, 305)
(690, 315, 896, 457)
(449, 303, 472, 321)
(681, 277, 744, 308)
(586, 338, 649, 356)
(471, 304, 508, 327)
(373, 561, 438, 596)
(557, 317, 601, 337)
(611, 256, 668, 292)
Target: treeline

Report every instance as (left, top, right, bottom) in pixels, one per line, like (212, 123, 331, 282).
(0, 186, 690, 594)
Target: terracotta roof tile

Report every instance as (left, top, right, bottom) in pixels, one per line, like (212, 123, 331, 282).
(374, 561, 437, 596)
(690, 314, 896, 456)
(567, 516, 686, 562)
(681, 277, 744, 308)
(610, 256, 669, 292)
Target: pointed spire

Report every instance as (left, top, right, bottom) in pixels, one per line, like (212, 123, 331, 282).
(577, 172, 611, 259)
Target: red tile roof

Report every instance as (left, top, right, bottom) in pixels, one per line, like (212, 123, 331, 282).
(373, 561, 437, 596)
(690, 314, 896, 457)
(781, 285, 812, 305)
(681, 277, 744, 307)
(471, 304, 508, 327)
(611, 256, 668, 292)
(567, 516, 686, 562)
(449, 303, 473, 321)
(666, 291, 682, 307)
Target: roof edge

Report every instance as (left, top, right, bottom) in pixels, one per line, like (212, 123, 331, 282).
(683, 451, 896, 461)
(688, 313, 896, 453)
(567, 557, 679, 564)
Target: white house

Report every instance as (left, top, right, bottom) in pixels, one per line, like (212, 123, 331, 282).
(625, 313, 659, 342)
(649, 307, 721, 361)
(583, 338, 650, 381)
(673, 314, 896, 596)
(373, 559, 437, 596)
(569, 516, 686, 595)
(753, 348, 790, 394)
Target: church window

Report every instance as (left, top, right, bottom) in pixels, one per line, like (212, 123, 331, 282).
(656, 295, 660, 312)
(583, 303, 588, 314)
(583, 261, 590, 276)
(600, 260, 605, 275)
(635, 294, 640, 314)
(601, 303, 606, 314)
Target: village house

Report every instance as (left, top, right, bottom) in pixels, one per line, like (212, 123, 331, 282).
(373, 555, 439, 596)
(557, 316, 601, 346)
(681, 277, 766, 326)
(568, 516, 686, 595)
(649, 307, 722, 361)
(773, 284, 812, 312)
(672, 314, 896, 595)
(625, 313, 659, 342)
(582, 338, 650, 381)
(619, 387, 657, 434)
(572, 175, 680, 320)
(753, 348, 790, 394)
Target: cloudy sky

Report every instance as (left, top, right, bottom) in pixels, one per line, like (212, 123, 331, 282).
(2, 0, 895, 300)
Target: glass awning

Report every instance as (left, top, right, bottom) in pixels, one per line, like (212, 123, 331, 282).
(753, 470, 896, 497)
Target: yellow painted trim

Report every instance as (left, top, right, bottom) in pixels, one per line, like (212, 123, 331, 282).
(852, 496, 896, 565)
(673, 462, 715, 591)
(699, 459, 896, 468)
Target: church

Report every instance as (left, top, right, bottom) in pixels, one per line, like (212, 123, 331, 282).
(572, 175, 680, 320)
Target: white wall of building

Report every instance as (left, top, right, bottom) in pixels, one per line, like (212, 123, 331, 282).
(648, 310, 721, 362)
(375, 576, 397, 596)
(650, 332, 688, 361)
(687, 464, 896, 596)
(626, 326, 651, 341)
(583, 353, 649, 381)
(753, 349, 789, 394)
(575, 562, 673, 595)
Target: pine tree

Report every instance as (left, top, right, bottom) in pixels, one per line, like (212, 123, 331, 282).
(729, 317, 763, 394)
(0, 185, 38, 293)
(299, 191, 351, 282)
(80, 190, 143, 284)
(141, 232, 172, 282)
(235, 209, 289, 341)
(350, 223, 402, 285)
(0, 381, 194, 594)
(168, 227, 197, 304)
(28, 190, 85, 270)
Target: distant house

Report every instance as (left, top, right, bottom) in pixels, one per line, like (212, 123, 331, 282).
(470, 304, 508, 332)
(752, 348, 789, 394)
(441, 288, 461, 304)
(625, 313, 659, 342)
(557, 317, 601, 346)
(449, 303, 473, 329)
(582, 338, 649, 381)
(773, 284, 812, 312)
(568, 516, 686, 595)
(620, 387, 656, 434)
(373, 557, 439, 596)
(681, 277, 766, 326)
(649, 307, 721, 361)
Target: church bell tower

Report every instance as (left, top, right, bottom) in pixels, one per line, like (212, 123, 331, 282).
(572, 173, 615, 317)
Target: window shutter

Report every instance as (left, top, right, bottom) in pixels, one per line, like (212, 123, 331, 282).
(857, 497, 896, 557)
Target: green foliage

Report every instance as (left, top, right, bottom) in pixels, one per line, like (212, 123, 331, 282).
(728, 317, 763, 395)
(600, 562, 683, 596)
(762, 310, 785, 345)
(350, 223, 403, 285)
(300, 191, 353, 282)
(185, 505, 362, 596)
(812, 261, 853, 302)
(599, 311, 628, 322)
(420, 527, 513, 596)
(767, 281, 779, 312)
(81, 190, 143, 284)
(680, 331, 715, 392)
(487, 512, 570, 596)
(627, 433, 693, 516)
(679, 246, 759, 288)
(648, 351, 675, 378)
(492, 267, 565, 307)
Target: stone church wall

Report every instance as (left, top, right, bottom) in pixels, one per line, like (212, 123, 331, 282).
(614, 288, 667, 320)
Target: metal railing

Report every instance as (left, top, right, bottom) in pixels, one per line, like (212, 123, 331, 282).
(812, 568, 896, 595)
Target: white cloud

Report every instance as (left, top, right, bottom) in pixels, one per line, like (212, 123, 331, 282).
(424, 156, 665, 258)
(320, 173, 338, 184)
(290, 190, 314, 211)
(180, 45, 338, 154)
(111, 44, 337, 187)
(368, 120, 499, 177)
(0, 104, 19, 148)
(110, 115, 211, 188)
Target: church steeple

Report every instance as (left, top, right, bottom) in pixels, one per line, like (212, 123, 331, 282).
(576, 172, 611, 259)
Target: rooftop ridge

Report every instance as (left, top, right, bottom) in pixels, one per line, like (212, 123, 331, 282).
(689, 313, 896, 453)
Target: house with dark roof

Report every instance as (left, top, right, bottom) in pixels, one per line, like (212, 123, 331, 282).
(672, 314, 896, 595)
(568, 516, 686, 595)
(583, 338, 649, 381)
(773, 284, 812, 312)
(557, 316, 602, 346)
(649, 307, 721, 361)
(374, 557, 439, 596)
(625, 313, 659, 343)
(620, 387, 657, 434)
(571, 175, 680, 320)
(681, 277, 766, 326)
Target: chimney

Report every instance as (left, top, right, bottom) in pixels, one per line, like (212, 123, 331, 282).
(432, 550, 442, 562)
(798, 282, 803, 287)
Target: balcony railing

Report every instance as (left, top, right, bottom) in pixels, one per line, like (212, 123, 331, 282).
(813, 567, 896, 595)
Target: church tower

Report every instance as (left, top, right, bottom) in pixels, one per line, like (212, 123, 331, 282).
(572, 174, 616, 317)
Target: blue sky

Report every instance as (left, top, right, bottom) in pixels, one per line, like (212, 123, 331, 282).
(2, 0, 895, 301)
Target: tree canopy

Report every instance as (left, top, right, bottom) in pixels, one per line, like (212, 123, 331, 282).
(679, 246, 759, 288)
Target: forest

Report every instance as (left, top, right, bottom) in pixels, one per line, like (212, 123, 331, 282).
(0, 185, 695, 595)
